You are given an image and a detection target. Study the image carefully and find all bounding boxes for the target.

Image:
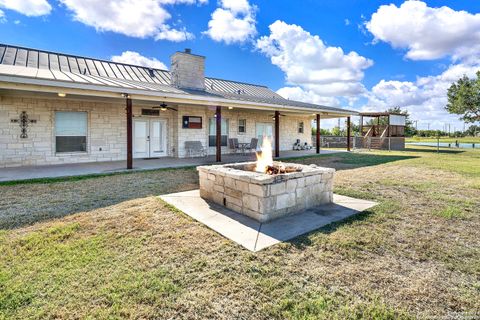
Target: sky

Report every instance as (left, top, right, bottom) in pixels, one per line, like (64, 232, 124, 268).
(1, 0, 479, 131)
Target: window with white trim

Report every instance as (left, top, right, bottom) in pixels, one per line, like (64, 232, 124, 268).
(55, 111, 87, 153)
(208, 118, 229, 147)
(298, 121, 304, 134)
(238, 119, 246, 134)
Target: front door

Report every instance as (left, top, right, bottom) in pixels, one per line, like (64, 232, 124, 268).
(134, 119, 167, 158)
(256, 123, 274, 149)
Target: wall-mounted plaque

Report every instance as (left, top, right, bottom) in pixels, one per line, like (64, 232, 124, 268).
(141, 109, 160, 116)
(182, 116, 202, 129)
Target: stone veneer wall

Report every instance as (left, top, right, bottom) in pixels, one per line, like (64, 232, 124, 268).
(0, 95, 176, 167)
(0, 95, 314, 167)
(176, 106, 313, 158)
(198, 162, 334, 222)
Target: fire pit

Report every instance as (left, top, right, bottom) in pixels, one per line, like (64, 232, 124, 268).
(197, 138, 335, 222)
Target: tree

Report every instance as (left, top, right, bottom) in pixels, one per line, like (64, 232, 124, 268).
(465, 124, 480, 136)
(446, 71, 480, 123)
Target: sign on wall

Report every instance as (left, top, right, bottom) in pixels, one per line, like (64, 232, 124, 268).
(182, 116, 202, 129)
(390, 115, 406, 126)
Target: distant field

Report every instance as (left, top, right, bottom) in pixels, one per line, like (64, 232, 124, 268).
(406, 136, 480, 143)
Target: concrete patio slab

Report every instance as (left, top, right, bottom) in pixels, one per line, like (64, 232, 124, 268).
(159, 190, 377, 252)
(0, 149, 343, 182)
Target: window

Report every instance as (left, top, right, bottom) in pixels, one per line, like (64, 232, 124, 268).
(209, 118, 229, 147)
(55, 111, 87, 153)
(238, 119, 246, 134)
(298, 121, 304, 134)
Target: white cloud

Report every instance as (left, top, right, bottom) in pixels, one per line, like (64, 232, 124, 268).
(276, 87, 340, 107)
(0, 0, 51, 16)
(366, 0, 480, 61)
(256, 20, 373, 100)
(58, 0, 202, 41)
(204, 0, 257, 44)
(0, 9, 5, 23)
(111, 51, 168, 70)
(344, 18, 350, 26)
(365, 62, 480, 129)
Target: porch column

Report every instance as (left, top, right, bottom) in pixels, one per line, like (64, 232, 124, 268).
(347, 116, 351, 152)
(359, 114, 363, 136)
(216, 106, 221, 162)
(274, 110, 280, 158)
(316, 114, 320, 154)
(126, 97, 133, 169)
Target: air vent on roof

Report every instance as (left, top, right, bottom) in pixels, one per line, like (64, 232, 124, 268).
(235, 89, 246, 95)
(148, 68, 155, 77)
(185, 48, 192, 54)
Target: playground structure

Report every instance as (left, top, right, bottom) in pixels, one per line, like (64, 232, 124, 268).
(359, 112, 406, 150)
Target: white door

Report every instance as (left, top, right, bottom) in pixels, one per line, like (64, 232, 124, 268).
(149, 119, 167, 157)
(133, 119, 167, 158)
(134, 119, 149, 158)
(256, 123, 274, 149)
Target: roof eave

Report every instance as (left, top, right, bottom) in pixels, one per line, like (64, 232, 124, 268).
(0, 74, 358, 116)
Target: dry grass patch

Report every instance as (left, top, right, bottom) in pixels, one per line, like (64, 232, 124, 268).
(1, 148, 479, 319)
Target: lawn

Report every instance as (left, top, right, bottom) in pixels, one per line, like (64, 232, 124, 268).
(1, 147, 479, 319)
(406, 136, 480, 144)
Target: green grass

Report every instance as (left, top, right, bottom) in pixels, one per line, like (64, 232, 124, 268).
(435, 206, 466, 219)
(1, 147, 479, 319)
(406, 136, 480, 143)
(0, 165, 197, 187)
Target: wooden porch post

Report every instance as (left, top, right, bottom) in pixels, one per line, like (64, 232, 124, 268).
(216, 106, 221, 162)
(126, 97, 133, 169)
(274, 110, 280, 158)
(347, 116, 351, 152)
(316, 114, 320, 154)
(359, 114, 363, 136)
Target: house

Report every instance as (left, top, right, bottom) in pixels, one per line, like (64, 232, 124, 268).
(0, 44, 357, 168)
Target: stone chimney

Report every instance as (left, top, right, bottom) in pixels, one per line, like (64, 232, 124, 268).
(170, 49, 205, 91)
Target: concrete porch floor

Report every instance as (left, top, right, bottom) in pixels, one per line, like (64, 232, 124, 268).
(0, 149, 343, 182)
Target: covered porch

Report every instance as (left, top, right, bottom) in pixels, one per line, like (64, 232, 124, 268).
(0, 149, 343, 182)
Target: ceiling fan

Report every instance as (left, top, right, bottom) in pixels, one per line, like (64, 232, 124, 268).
(269, 113, 287, 119)
(153, 102, 177, 111)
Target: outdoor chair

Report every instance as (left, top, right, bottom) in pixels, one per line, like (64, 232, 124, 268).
(228, 138, 239, 153)
(244, 138, 258, 154)
(184, 141, 207, 157)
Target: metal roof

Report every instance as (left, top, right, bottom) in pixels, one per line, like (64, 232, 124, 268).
(0, 44, 357, 115)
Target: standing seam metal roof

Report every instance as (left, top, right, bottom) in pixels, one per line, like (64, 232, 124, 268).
(0, 44, 357, 115)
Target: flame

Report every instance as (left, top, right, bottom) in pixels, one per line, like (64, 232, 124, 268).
(255, 136, 274, 173)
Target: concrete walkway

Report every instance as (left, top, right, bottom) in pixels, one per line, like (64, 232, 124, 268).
(160, 189, 377, 251)
(0, 149, 343, 182)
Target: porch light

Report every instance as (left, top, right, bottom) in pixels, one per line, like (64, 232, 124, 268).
(58, 93, 66, 97)
(160, 102, 168, 111)
(228, 106, 233, 110)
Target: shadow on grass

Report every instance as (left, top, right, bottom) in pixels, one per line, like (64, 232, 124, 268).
(287, 153, 418, 171)
(404, 147, 466, 154)
(288, 209, 376, 250)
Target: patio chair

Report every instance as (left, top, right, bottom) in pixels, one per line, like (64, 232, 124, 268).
(184, 141, 207, 158)
(228, 138, 239, 153)
(244, 138, 258, 154)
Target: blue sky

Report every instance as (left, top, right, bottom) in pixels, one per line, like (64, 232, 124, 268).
(1, 0, 479, 130)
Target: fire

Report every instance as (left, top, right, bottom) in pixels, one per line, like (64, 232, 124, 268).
(255, 136, 274, 173)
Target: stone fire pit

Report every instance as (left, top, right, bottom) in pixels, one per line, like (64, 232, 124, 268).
(198, 162, 335, 222)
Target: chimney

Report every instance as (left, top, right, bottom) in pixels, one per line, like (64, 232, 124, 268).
(170, 49, 205, 91)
